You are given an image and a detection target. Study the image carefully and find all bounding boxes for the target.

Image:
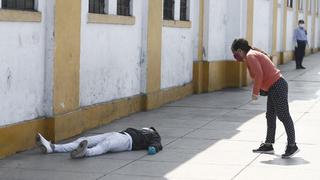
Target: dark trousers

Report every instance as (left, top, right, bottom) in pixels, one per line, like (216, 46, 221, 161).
(265, 78, 296, 145)
(294, 40, 306, 68)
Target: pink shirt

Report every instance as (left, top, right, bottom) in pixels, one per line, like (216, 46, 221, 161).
(245, 49, 281, 96)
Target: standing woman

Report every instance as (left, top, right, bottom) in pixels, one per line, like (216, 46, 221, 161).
(231, 38, 299, 158)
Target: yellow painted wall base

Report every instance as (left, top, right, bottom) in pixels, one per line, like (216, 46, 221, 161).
(280, 51, 294, 64)
(279, 49, 317, 65)
(193, 61, 242, 93)
(144, 83, 193, 110)
(193, 61, 205, 94)
(306, 48, 312, 56)
(53, 95, 144, 141)
(313, 48, 320, 53)
(0, 118, 54, 158)
(311, 48, 317, 53)
(0, 83, 193, 158)
(272, 53, 281, 65)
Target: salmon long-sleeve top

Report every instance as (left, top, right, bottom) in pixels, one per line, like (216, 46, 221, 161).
(244, 49, 282, 96)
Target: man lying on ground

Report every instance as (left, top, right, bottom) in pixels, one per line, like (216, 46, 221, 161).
(36, 127, 162, 159)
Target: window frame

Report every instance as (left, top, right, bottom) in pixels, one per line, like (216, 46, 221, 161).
(298, 0, 304, 11)
(287, 0, 293, 8)
(308, 0, 312, 13)
(316, 0, 320, 16)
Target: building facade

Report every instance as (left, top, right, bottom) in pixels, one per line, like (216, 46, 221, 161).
(0, 0, 319, 157)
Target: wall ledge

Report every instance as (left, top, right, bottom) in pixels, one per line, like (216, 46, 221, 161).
(88, 13, 135, 25)
(163, 20, 192, 28)
(0, 9, 41, 22)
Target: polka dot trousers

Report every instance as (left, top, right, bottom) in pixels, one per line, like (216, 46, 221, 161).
(265, 77, 296, 145)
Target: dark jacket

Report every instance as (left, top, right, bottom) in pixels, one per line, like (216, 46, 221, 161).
(122, 127, 162, 152)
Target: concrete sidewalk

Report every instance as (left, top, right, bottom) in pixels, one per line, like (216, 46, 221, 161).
(1, 54, 320, 180)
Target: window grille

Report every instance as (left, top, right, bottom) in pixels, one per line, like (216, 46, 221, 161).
(180, 0, 188, 21)
(89, 0, 105, 14)
(1, 0, 35, 11)
(164, 0, 174, 20)
(117, 0, 131, 16)
(287, 0, 293, 8)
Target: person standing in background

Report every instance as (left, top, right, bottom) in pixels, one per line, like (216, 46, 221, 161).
(294, 20, 308, 69)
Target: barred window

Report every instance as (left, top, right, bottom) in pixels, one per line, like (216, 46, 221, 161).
(287, 0, 293, 8)
(298, 0, 304, 11)
(308, 0, 311, 13)
(164, 0, 174, 20)
(180, 0, 188, 21)
(117, 0, 131, 16)
(1, 0, 35, 11)
(89, 0, 106, 14)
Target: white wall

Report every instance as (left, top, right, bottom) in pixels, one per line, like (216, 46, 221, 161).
(80, 0, 144, 106)
(307, 15, 312, 46)
(205, 0, 228, 61)
(0, 0, 52, 126)
(253, 0, 273, 54)
(192, 0, 200, 61)
(316, 17, 320, 47)
(203, 0, 247, 61)
(226, 0, 247, 60)
(286, 10, 296, 50)
(140, 0, 148, 94)
(161, 0, 195, 89)
(277, 0, 284, 52)
(203, 0, 210, 60)
(44, 0, 55, 117)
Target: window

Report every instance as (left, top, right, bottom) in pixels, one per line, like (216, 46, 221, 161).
(308, 0, 312, 13)
(1, 0, 35, 11)
(287, 0, 293, 8)
(164, 0, 174, 20)
(180, 0, 188, 21)
(117, 0, 131, 16)
(299, 0, 304, 11)
(89, 0, 106, 14)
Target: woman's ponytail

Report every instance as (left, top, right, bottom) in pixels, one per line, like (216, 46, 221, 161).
(251, 47, 272, 60)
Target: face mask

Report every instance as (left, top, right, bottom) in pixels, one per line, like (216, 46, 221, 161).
(233, 52, 243, 62)
(299, 24, 305, 28)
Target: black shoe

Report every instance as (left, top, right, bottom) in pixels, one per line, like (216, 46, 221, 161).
(300, 66, 306, 69)
(252, 143, 274, 154)
(282, 144, 299, 159)
(71, 140, 88, 159)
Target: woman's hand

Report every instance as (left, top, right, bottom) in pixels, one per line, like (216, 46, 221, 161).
(252, 94, 259, 101)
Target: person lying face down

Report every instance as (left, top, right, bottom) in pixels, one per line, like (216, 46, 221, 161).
(36, 127, 162, 159)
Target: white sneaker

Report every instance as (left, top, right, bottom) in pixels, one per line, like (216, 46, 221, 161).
(35, 133, 54, 154)
(71, 140, 88, 159)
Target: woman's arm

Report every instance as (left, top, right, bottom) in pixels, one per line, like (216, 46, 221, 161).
(246, 55, 263, 96)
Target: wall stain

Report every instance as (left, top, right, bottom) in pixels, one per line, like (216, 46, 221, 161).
(6, 68, 12, 90)
(18, 34, 23, 47)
